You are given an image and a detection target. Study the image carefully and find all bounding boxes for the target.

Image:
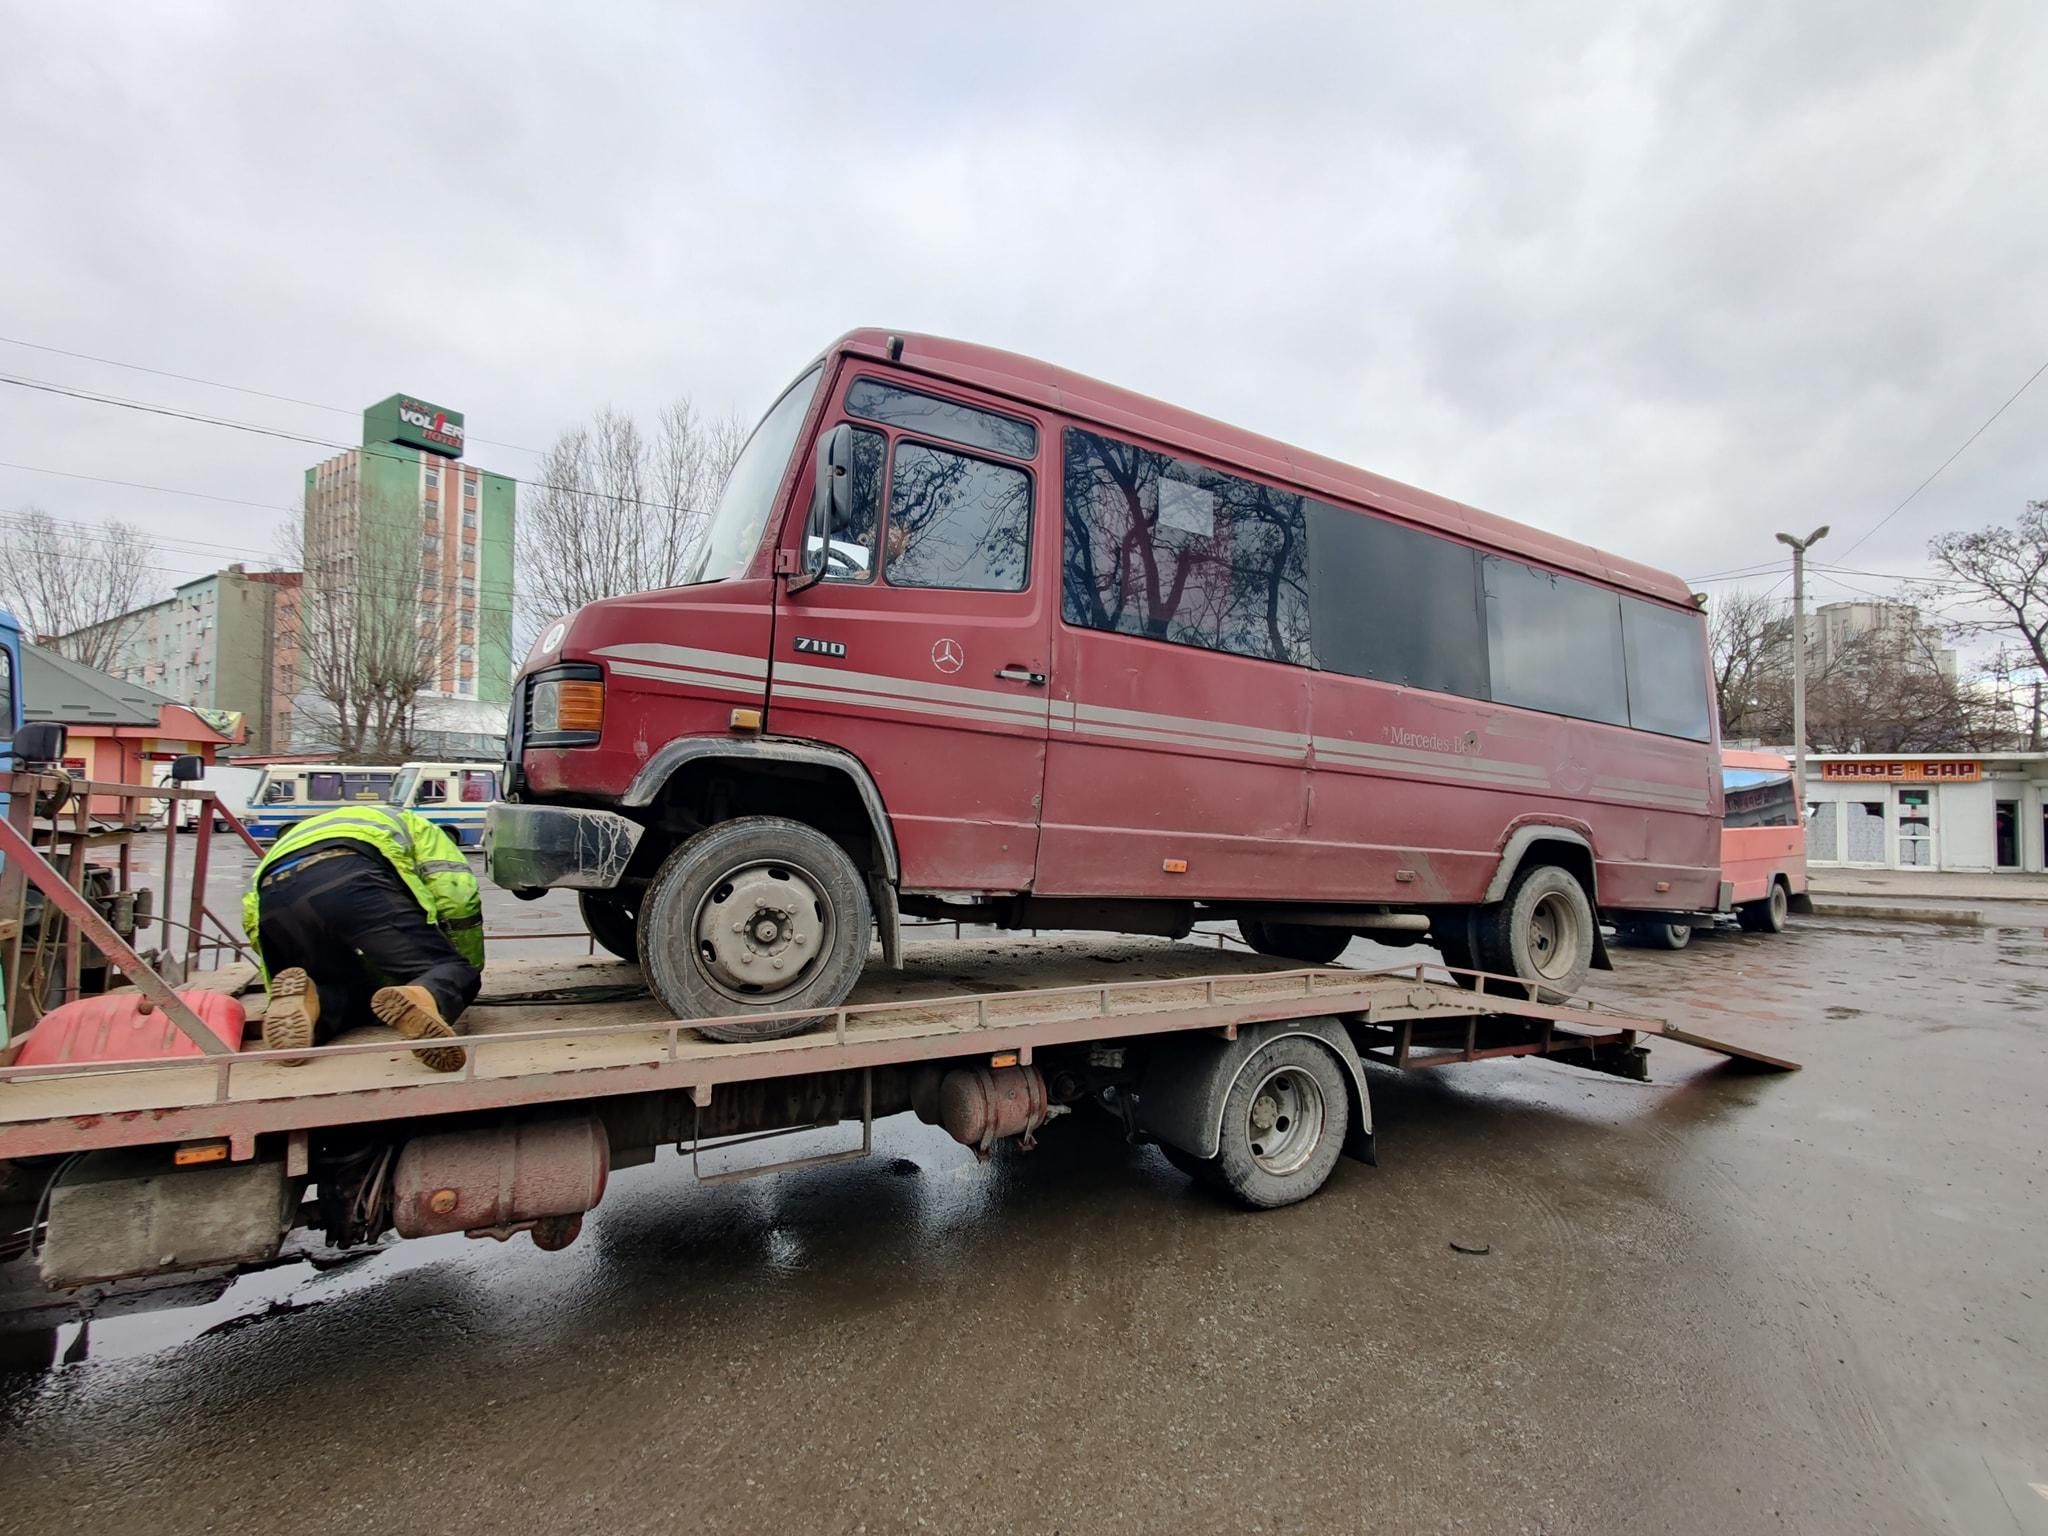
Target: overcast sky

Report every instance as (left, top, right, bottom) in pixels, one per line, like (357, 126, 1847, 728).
(4, 2, 2044, 643)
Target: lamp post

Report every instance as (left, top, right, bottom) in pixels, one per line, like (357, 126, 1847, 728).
(1775, 525, 1830, 795)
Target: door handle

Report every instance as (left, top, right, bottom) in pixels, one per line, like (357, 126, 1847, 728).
(995, 667, 1047, 687)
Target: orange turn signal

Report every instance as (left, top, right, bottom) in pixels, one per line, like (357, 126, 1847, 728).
(990, 1052, 1019, 1068)
(1162, 859, 1188, 874)
(729, 707, 763, 733)
(173, 1141, 229, 1166)
(554, 680, 606, 734)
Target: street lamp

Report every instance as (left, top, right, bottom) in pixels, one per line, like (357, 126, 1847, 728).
(1775, 525, 1830, 793)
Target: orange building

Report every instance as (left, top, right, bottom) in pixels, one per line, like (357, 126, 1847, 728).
(21, 645, 241, 820)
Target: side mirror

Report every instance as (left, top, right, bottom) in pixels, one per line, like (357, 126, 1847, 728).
(170, 753, 204, 783)
(14, 721, 66, 768)
(793, 423, 854, 592)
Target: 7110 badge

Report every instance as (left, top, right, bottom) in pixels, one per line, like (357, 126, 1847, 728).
(793, 637, 846, 658)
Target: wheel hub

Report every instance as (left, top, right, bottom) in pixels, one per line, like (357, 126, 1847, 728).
(694, 864, 828, 997)
(1244, 1066, 1325, 1177)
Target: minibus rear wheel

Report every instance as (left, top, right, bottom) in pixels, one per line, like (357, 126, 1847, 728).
(1470, 863, 1595, 1002)
(637, 816, 872, 1042)
(1237, 920, 1350, 967)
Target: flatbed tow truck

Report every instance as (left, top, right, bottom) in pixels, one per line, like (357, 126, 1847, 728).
(0, 769, 1794, 1373)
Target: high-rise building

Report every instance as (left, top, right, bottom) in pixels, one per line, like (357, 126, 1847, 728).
(299, 394, 516, 752)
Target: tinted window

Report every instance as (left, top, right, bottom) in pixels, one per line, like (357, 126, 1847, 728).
(885, 443, 1032, 591)
(1621, 597, 1712, 740)
(309, 772, 341, 800)
(1482, 557, 1629, 726)
(1062, 428, 1309, 665)
(461, 769, 497, 802)
(847, 378, 1037, 459)
(1309, 503, 1487, 697)
(1723, 766, 1798, 827)
(820, 427, 886, 582)
(0, 646, 12, 737)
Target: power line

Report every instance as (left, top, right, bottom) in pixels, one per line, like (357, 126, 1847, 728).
(0, 334, 545, 456)
(0, 459, 302, 517)
(1837, 354, 2048, 559)
(0, 371, 717, 521)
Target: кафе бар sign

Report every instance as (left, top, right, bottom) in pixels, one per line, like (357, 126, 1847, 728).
(1819, 761, 1982, 783)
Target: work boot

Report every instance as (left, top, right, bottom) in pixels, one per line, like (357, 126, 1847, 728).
(263, 967, 319, 1066)
(370, 985, 467, 1074)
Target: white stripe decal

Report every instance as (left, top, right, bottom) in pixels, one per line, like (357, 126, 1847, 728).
(777, 659, 1048, 720)
(607, 661, 764, 696)
(594, 643, 766, 679)
(1069, 698, 1307, 751)
(1051, 716, 1305, 761)
(775, 682, 1044, 732)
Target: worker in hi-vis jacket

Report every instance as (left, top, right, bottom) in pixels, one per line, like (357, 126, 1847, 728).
(241, 804, 484, 1072)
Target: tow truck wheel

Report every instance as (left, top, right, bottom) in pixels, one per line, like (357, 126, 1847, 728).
(1158, 1141, 1221, 1186)
(1738, 880, 1791, 934)
(577, 891, 639, 962)
(0, 1326, 58, 1376)
(1210, 1036, 1351, 1209)
(638, 816, 872, 1042)
(1237, 920, 1350, 966)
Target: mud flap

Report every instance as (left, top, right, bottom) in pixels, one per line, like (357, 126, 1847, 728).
(1590, 923, 1614, 971)
(870, 876, 902, 969)
(1135, 1016, 1374, 1165)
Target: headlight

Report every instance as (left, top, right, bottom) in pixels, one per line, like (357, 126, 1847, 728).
(525, 664, 604, 746)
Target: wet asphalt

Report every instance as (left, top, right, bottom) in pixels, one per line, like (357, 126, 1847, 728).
(1, 839, 2044, 1535)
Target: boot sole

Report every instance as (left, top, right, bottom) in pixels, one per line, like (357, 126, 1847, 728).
(370, 988, 467, 1074)
(264, 968, 317, 1066)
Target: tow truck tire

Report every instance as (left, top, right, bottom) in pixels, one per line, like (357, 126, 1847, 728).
(638, 816, 872, 1043)
(0, 1326, 58, 1375)
(1210, 1036, 1351, 1210)
(1470, 863, 1595, 1003)
(577, 890, 639, 963)
(1237, 920, 1350, 967)
(1158, 1142, 1222, 1185)
(1738, 880, 1791, 934)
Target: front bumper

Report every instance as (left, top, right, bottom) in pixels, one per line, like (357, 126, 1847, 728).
(485, 802, 644, 892)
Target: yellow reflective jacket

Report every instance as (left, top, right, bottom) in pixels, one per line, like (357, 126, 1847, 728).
(242, 804, 484, 979)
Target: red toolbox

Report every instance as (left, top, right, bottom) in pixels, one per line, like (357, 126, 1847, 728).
(14, 991, 248, 1065)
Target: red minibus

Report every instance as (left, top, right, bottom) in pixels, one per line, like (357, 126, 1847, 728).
(1619, 749, 1806, 948)
(489, 331, 1721, 1037)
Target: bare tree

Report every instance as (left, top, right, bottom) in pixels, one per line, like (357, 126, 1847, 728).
(0, 506, 159, 670)
(1706, 587, 1783, 742)
(277, 492, 457, 761)
(521, 399, 745, 631)
(1805, 626, 1975, 752)
(1930, 499, 2048, 677)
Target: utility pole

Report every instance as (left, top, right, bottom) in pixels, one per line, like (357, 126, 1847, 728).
(1775, 525, 1830, 794)
(2031, 678, 2041, 754)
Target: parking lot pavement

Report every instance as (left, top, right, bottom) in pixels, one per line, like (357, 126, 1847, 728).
(3, 895, 2045, 1535)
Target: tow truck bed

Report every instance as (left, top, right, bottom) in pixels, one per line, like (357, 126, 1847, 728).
(0, 936, 1793, 1160)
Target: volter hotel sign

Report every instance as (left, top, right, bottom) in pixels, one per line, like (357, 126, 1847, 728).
(363, 393, 466, 459)
(1820, 760, 1981, 783)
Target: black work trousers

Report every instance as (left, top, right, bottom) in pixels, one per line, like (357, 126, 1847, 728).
(256, 844, 481, 1041)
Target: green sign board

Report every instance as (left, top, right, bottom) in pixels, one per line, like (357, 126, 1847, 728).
(363, 393, 466, 459)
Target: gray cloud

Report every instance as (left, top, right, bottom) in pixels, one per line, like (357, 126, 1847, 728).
(3, 1, 2043, 624)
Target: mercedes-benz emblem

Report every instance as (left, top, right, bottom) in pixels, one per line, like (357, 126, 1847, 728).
(930, 637, 964, 674)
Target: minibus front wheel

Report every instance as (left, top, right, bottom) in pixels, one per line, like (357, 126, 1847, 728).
(636, 816, 872, 1042)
